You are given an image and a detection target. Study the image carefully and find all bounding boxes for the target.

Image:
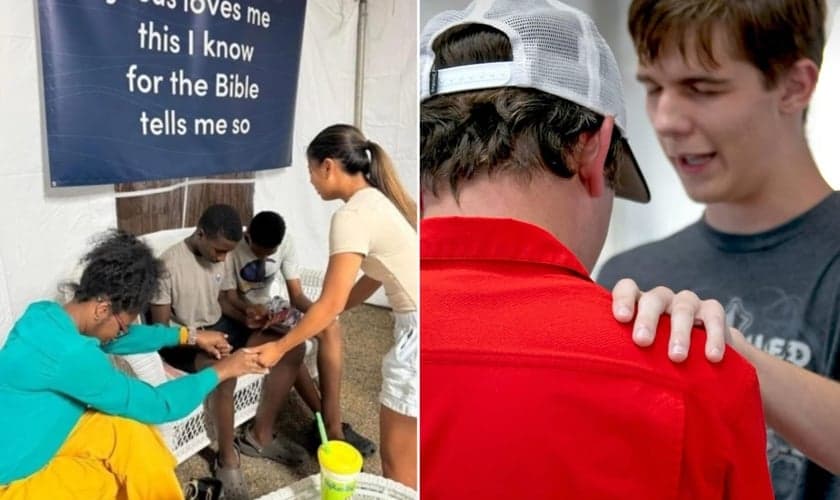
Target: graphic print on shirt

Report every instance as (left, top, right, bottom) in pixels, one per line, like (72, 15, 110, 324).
(237, 258, 278, 297)
(766, 428, 807, 500)
(725, 291, 816, 500)
(726, 295, 813, 369)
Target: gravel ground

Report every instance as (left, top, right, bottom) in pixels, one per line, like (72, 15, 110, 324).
(175, 304, 394, 498)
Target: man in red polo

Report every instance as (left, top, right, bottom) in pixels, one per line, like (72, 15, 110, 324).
(419, 1, 772, 498)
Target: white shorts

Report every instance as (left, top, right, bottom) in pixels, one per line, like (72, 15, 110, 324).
(380, 311, 418, 417)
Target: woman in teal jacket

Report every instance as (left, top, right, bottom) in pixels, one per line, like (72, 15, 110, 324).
(0, 230, 266, 500)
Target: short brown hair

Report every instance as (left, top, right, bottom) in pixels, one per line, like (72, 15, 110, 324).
(421, 25, 627, 197)
(628, 0, 826, 87)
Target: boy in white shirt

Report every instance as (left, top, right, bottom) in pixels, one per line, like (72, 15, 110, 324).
(220, 211, 375, 457)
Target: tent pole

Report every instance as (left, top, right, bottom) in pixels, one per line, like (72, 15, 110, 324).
(354, 0, 367, 128)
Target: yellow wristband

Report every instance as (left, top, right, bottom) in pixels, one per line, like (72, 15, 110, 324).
(179, 326, 189, 345)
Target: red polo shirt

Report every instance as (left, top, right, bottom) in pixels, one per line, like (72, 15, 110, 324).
(421, 217, 772, 500)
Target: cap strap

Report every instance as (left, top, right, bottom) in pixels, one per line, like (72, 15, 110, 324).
(429, 61, 513, 96)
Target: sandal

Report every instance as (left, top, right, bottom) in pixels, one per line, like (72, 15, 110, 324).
(236, 426, 307, 466)
(211, 449, 249, 500)
(305, 420, 377, 458)
(185, 477, 222, 500)
(341, 422, 377, 458)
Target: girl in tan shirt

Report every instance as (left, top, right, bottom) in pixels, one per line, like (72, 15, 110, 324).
(254, 124, 418, 488)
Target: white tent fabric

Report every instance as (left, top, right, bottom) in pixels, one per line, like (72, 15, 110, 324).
(0, 0, 416, 345)
(0, 255, 12, 344)
(255, 0, 419, 306)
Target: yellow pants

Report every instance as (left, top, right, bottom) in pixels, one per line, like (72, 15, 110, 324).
(0, 412, 183, 500)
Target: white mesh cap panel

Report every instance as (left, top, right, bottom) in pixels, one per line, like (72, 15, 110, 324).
(507, 13, 596, 118)
(420, 0, 628, 134)
(599, 47, 626, 131)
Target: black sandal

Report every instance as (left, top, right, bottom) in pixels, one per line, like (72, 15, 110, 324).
(305, 420, 377, 458)
(236, 425, 307, 466)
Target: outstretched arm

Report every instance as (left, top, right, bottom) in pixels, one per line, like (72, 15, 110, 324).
(102, 323, 181, 354)
(54, 346, 267, 424)
(732, 331, 840, 475)
(253, 252, 363, 367)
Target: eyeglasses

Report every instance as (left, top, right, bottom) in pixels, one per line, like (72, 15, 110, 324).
(240, 258, 276, 283)
(113, 313, 129, 338)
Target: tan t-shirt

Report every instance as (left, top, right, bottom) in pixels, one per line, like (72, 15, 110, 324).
(151, 240, 235, 327)
(329, 187, 417, 312)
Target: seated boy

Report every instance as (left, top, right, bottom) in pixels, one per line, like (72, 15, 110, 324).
(150, 204, 306, 500)
(220, 210, 375, 456)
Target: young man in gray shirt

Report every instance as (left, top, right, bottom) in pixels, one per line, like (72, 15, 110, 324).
(598, 1, 840, 498)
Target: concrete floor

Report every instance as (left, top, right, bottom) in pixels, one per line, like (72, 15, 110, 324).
(175, 304, 393, 499)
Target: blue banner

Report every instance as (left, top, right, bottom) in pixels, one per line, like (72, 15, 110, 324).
(37, 0, 306, 186)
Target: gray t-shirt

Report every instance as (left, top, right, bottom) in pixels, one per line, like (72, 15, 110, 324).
(598, 192, 840, 500)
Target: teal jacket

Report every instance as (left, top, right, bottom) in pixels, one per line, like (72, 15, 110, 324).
(0, 301, 219, 484)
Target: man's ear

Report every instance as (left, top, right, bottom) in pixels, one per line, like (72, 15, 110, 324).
(577, 116, 614, 198)
(778, 58, 819, 115)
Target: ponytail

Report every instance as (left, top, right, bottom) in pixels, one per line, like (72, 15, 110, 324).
(307, 124, 417, 229)
(367, 142, 417, 229)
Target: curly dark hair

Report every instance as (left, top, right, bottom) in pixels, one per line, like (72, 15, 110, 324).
(68, 229, 165, 314)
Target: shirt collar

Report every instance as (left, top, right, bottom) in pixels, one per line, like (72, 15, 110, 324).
(421, 216, 591, 280)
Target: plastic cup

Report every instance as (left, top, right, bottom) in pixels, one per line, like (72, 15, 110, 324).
(317, 440, 364, 500)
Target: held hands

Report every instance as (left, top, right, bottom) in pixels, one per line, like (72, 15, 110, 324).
(195, 330, 233, 359)
(610, 278, 734, 363)
(250, 342, 285, 369)
(214, 348, 269, 380)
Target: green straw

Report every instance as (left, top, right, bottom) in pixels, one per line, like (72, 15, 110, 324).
(315, 411, 330, 453)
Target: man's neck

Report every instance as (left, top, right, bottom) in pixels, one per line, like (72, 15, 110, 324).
(423, 176, 567, 234)
(422, 173, 602, 270)
(704, 148, 831, 234)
